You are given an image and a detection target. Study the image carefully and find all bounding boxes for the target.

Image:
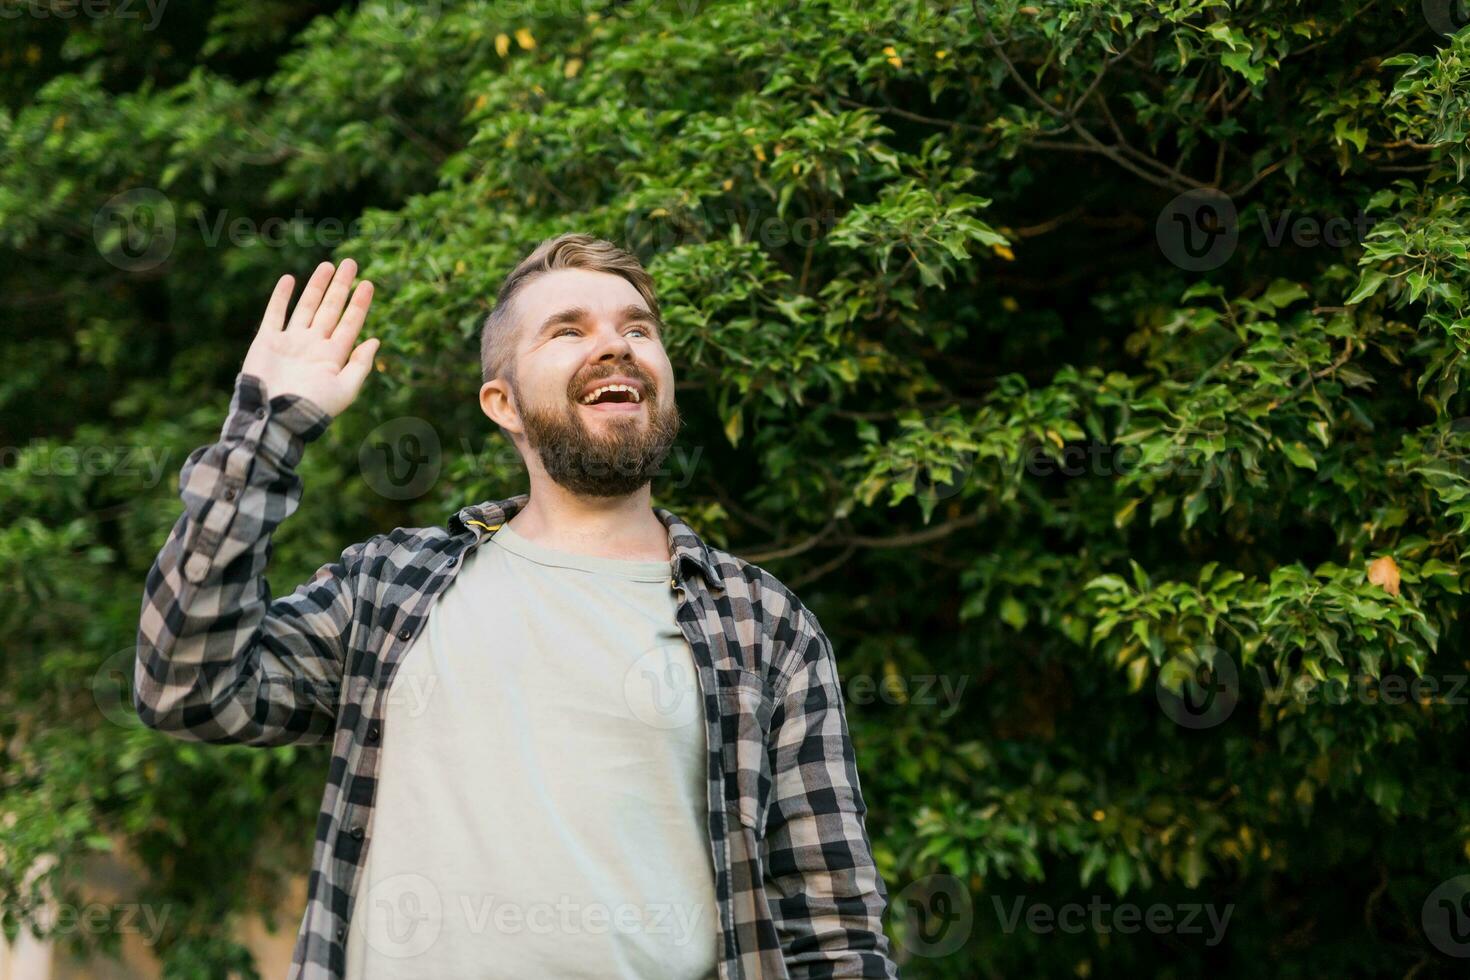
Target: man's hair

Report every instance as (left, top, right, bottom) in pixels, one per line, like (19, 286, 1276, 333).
(480, 233, 661, 386)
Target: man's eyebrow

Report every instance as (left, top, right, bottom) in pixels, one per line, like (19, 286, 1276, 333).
(535, 306, 590, 337)
(619, 304, 662, 332)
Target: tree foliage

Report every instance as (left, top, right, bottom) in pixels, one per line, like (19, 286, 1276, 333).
(3, 1, 1469, 976)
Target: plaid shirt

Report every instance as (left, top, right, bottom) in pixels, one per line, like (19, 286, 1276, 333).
(134, 372, 898, 980)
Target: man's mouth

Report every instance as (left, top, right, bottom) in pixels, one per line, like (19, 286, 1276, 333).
(577, 381, 645, 413)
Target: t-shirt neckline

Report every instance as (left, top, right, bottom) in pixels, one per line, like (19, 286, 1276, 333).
(490, 521, 673, 582)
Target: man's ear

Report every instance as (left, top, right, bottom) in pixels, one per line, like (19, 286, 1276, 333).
(479, 378, 523, 436)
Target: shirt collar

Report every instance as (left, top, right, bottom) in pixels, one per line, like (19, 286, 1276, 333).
(449, 494, 723, 592)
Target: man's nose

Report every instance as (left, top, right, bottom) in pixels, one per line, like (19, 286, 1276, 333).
(590, 324, 635, 361)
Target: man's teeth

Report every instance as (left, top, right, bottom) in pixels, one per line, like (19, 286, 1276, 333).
(579, 383, 642, 404)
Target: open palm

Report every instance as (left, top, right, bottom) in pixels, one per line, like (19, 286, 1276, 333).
(241, 258, 380, 418)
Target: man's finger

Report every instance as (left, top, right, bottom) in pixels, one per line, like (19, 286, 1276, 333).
(339, 337, 380, 396)
(286, 261, 335, 332)
(259, 274, 295, 333)
(329, 281, 375, 357)
(311, 258, 359, 335)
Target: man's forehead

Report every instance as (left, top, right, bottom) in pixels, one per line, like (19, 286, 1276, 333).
(517, 267, 648, 314)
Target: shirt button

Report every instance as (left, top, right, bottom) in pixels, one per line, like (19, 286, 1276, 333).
(254, 407, 266, 420)
(350, 825, 365, 840)
(223, 487, 236, 501)
(398, 628, 411, 641)
(336, 925, 346, 941)
(366, 725, 380, 743)
(669, 578, 677, 589)
(446, 557, 457, 568)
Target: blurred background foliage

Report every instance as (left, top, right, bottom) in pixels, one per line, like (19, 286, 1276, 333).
(3, 0, 1470, 976)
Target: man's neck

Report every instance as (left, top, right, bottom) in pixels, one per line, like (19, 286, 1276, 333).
(505, 478, 672, 564)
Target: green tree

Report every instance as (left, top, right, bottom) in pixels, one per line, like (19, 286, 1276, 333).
(3, 1, 1469, 976)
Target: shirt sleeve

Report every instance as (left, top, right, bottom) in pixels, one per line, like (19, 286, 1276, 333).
(134, 371, 365, 747)
(763, 612, 901, 977)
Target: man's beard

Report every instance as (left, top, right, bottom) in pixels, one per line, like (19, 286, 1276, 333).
(514, 374, 681, 497)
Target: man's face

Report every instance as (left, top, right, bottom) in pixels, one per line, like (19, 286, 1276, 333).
(479, 267, 680, 497)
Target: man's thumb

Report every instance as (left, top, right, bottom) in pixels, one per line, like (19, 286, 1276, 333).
(341, 337, 380, 394)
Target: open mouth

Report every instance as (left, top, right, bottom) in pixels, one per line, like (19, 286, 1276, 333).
(577, 382, 645, 413)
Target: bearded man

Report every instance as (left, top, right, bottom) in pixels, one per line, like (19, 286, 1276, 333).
(135, 233, 899, 980)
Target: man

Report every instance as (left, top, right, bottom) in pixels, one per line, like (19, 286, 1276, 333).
(135, 233, 898, 979)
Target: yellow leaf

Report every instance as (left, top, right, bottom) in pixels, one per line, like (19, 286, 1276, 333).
(52, 114, 67, 132)
(936, 50, 948, 60)
(454, 260, 466, 275)
(883, 661, 908, 703)
(754, 144, 766, 162)
(1001, 296, 1019, 312)
(495, 33, 510, 57)
(992, 243, 1015, 261)
(1367, 555, 1400, 596)
(1091, 809, 1106, 822)
(515, 27, 536, 50)
(564, 57, 583, 78)
(649, 207, 669, 218)
(25, 45, 41, 65)
(473, 93, 488, 110)
(722, 178, 734, 191)
(723, 407, 743, 445)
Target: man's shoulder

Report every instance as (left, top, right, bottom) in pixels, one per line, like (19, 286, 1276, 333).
(701, 542, 824, 647)
(344, 521, 461, 576)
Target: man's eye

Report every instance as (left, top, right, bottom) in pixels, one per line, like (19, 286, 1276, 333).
(556, 327, 579, 337)
(628, 326, 650, 337)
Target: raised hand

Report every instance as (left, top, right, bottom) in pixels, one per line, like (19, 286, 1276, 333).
(240, 259, 380, 418)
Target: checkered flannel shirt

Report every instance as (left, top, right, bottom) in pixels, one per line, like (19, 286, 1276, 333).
(134, 372, 899, 979)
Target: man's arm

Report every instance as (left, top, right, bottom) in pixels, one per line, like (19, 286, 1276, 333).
(134, 261, 380, 746)
(764, 613, 900, 978)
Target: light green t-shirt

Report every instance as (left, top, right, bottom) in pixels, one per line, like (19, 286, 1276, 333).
(344, 522, 718, 979)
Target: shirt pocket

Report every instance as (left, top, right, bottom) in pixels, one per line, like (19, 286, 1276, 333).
(716, 667, 776, 838)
